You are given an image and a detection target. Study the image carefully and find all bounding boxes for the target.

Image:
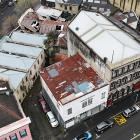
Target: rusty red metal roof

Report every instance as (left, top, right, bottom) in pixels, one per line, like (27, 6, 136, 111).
(40, 53, 106, 104)
(53, 53, 68, 62)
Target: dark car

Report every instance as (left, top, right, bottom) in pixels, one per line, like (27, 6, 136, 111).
(122, 104, 140, 118)
(38, 95, 50, 113)
(73, 131, 93, 140)
(95, 119, 114, 134)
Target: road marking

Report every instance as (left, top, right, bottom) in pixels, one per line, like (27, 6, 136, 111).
(96, 134, 100, 139)
(114, 114, 127, 126)
(130, 133, 140, 140)
(110, 112, 122, 119)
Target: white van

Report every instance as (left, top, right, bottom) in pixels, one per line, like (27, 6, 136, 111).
(46, 111, 59, 127)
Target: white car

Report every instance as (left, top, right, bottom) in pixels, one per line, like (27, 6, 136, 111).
(122, 104, 140, 118)
(46, 111, 59, 127)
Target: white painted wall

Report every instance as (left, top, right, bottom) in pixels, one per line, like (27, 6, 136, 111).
(41, 75, 109, 122)
(59, 85, 109, 122)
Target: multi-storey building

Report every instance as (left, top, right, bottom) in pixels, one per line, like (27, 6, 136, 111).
(68, 10, 140, 106)
(55, 0, 83, 14)
(109, 0, 140, 16)
(0, 31, 46, 103)
(40, 54, 109, 128)
(0, 79, 32, 140)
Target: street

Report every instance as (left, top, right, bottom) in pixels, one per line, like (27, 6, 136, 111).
(22, 77, 140, 140)
(97, 110, 140, 140)
(0, 4, 15, 25)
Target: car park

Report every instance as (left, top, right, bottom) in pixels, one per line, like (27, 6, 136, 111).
(122, 104, 140, 118)
(46, 111, 59, 127)
(73, 131, 93, 140)
(95, 119, 114, 134)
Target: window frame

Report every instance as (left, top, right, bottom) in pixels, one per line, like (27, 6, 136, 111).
(19, 129, 27, 138)
(67, 108, 72, 115)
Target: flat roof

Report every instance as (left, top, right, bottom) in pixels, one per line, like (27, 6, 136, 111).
(0, 68, 26, 90)
(0, 40, 43, 59)
(0, 80, 23, 128)
(0, 52, 35, 72)
(40, 53, 106, 104)
(9, 31, 47, 47)
(69, 10, 140, 64)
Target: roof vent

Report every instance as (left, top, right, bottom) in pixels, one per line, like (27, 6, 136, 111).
(75, 27, 79, 31)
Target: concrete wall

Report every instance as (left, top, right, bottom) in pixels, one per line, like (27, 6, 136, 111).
(55, 3, 79, 14)
(109, 0, 140, 16)
(14, 50, 45, 103)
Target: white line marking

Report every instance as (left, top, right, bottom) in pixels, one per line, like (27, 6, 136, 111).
(110, 112, 122, 119)
(96, 134, 100, 139)
(130, 133, 140, 140)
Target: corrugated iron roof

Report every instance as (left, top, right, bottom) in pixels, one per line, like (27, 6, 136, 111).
(40, 53, 106, 104)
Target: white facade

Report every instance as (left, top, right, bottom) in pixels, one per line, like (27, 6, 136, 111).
(41, 76, 109, 128)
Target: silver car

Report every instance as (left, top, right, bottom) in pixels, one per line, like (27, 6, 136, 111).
(95, 119, 114, 133)
(122, 104, 140, 118)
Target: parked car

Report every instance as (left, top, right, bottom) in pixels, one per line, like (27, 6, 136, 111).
(122, 104, 140, 118)
(38, 95, 50, 114)
(73, 131, 93, 140)
(46, 111, 59, 127)
(95, 119, 114, 134)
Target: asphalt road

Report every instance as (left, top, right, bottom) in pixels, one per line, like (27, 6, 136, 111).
(23, 77, 140, 140)
(22, 78, 63, 140)
(97, 110, 140, 140)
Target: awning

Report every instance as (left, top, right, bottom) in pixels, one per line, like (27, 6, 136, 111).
(133, 81, 140, 90)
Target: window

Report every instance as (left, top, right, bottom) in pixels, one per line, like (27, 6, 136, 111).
(19, 129, 27, 138)
(101, 92, 106, 99)
(70, 6, 72, 10)
(41, 54, 43, 59)
(19, 99, 21, 103)
(23, 93, 25, 98)
(37, 59, 39, 64)
(26, 77, 28, 82)
(56, 25, 62, 31)
(67, 108, 72, 115)
(9, 134, 18, 140)
(88, 98, 93, 105)
(82, 101, 87, 108)
(65, 5, 67, 10)
(34, 64, 36, 69)
(113, 91, 118, 101)
(30, 71, 32, 75)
